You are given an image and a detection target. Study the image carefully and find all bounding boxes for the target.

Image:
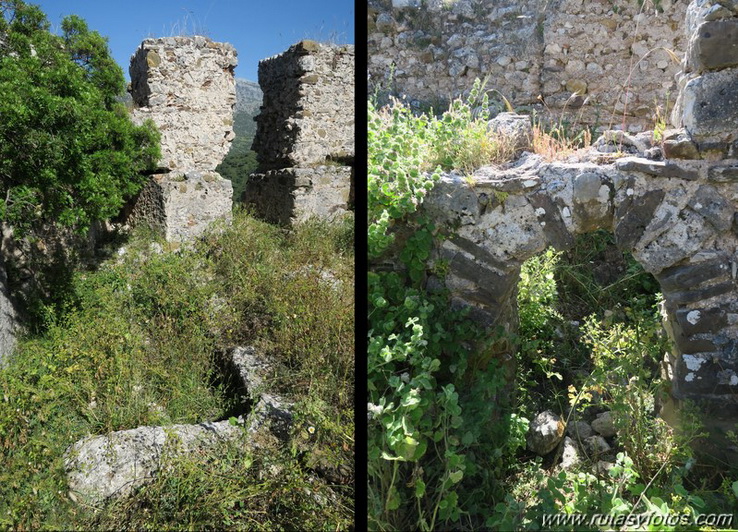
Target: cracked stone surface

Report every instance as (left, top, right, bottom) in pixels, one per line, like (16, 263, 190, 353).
(65, 346, 293, 505)
(425, 151, 738, 408)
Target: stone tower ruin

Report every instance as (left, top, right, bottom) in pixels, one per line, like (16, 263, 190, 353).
(243, 40, 355, 224)
(127, 36, 237, 241)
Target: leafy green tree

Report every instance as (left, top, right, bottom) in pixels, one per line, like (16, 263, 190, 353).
(0, 0, 160, 237)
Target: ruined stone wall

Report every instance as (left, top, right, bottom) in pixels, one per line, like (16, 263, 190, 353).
(405, 0, 738, 462)
(127, 36, 236, 241)
(670, 0, 738, 157)
(368, 0, 687, 132)
(422, 148, 738, 460)
(244, 41, 355, 224)
(253, 41, 355, 170)
(130, 36, 238, 172)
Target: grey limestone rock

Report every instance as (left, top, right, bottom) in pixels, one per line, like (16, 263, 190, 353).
(567, 420, 594, 441)
(662, 129, 700, 159)
(527, 410, 565, 456)
(686, 19, 738, 73)
(0, 259, 18, 363)
(681, 68, 738, 144)
(230, 345, 274, 400)
(375, 13, 398, 34)
(595, 130, 650, 155)
(717, 0, 738, 13)
(583, 435, 611, 455)
(560, 436, 581, 470)
(248, 393, 294, 442)
(594, 460, 615, 475)
(591, 411, 618, 438)
(65, 419, 244, 504)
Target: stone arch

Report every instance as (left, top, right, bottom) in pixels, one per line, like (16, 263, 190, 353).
(424, 153, 738, 458)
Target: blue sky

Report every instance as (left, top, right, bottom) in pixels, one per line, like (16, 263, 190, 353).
(31, 0, 355, 82)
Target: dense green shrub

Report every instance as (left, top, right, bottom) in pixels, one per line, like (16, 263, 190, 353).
(504, 240, 736, 529)
(368, 88, 531, 531)
(0, 0, 159, 235)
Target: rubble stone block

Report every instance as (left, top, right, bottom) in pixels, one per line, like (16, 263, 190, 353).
(243, 166, 353, 225)
(681, 68, 738, 144)
(686, 20, 738, 73)
(129, 171, 233, 241)
(527, 410, 565, 456)
(64, 420, 243, 504)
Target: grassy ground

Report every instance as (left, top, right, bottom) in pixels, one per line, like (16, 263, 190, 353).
(0, 210, 354, 530)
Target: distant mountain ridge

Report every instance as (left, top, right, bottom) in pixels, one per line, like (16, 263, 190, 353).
(216, 78, 262, 201)
(235, 78, 262, 116)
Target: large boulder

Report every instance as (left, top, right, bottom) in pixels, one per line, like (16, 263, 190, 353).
(65, 419, 244, 504)
(527, 410, 565, 456)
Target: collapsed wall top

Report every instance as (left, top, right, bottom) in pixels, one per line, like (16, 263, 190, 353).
(252, 40, 355, 170)
(669, 0, 738, 159)
(129, 36, 238, 172)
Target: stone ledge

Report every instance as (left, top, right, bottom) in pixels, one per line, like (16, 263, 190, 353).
(243, 166, 353, 225)
(127, 171, 233, 242)
(614, 157, 701, 180)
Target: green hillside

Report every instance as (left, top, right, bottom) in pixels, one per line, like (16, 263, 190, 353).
(217, 79, 262, 202)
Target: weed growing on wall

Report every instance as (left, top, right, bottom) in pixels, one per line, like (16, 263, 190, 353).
(368, 85, 550, 530)
(501, 235, 737, 529)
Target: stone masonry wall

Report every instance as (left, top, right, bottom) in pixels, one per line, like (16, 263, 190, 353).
(127, 37, 235, 241)
(130, 36, 238, 172)
(252, 40, 355, 170)
(669, 0, 738, 158)
(244, 41, 355, 224)
(368, 0, 687, 132)
(409, 0, 738, 462)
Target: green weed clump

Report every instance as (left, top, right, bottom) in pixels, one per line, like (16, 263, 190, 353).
(0, 210, 354, 529)
(500, 234, 738, 529)
(369, 87, 533, 531)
